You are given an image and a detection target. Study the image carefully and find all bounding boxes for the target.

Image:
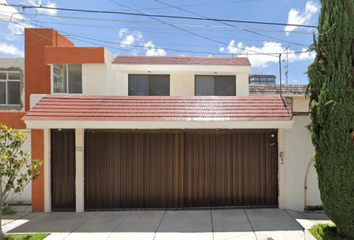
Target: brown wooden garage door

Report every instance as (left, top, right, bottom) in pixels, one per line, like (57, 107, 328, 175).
(84, 130, 278, 210)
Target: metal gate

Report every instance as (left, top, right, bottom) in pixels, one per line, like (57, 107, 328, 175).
(83, 130, 278, 210)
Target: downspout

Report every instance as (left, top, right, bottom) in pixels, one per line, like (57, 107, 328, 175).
(279, 53, 293, 120)
(304, 157, 314, 211)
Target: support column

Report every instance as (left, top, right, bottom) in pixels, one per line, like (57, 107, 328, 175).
(75, 129, 85, 212)
(43, 129, 51, 212)
(278, 129, 286, 209)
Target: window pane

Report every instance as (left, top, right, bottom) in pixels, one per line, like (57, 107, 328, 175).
(129, 75, 149, 96)
(195, 76, 214, 96)
(68, 65, 82, 93)
(215, 76, 236, 96)
(0, 82, 5, 104)
(285, 97, 293, 111)
(8, 72, 20, 80)
(8, 82, 20, 105)
(0, 73, 6, 80)
(150, 75, 170, 96)
(53, 65, 67, 93)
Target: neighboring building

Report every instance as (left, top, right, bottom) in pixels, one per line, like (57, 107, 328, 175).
(0, 58, 32, 205)
(249, 74, 276, 85)
(0, 28, 320, 213)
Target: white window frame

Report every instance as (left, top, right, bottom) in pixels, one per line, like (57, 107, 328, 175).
(0, 71, 21, 106)
(51, 64, 83, 94)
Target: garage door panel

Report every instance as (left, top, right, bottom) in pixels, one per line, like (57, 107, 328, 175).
(184, 132, 278, 208)
(84, 130, 277, 210)
(85, 132, 184, 210)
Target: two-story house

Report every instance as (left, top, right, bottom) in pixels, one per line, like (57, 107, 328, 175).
(0, 28, 321, 213)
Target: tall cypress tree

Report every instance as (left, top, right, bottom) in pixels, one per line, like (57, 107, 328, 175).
(307, 0, 354, 237)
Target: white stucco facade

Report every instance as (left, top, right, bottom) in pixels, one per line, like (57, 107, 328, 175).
(284, 116, 321, 211)
(32, 54, 323, 213)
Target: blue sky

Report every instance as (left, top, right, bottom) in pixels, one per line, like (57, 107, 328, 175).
(0, 0, 320, 84)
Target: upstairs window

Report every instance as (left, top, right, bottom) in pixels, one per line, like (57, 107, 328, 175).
(285, 97, 293, 111)
(53, 64, 82, 94)
(0, 71, 21, 105)
(128, 75, 170, 96)
(195, 75, 236, 96)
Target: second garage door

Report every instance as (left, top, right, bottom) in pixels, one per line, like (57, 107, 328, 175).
(84, 131, 278, 210)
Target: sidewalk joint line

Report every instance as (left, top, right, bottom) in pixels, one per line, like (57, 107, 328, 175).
(210, 209, 215, 240)
(153, 210, 167, 240)
(63, 211, 99, 240)
(105, 210, 132, 240)
(244, 209, 259, 240)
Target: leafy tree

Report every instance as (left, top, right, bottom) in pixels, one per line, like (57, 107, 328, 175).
(0, 124, 42, 240)
(307, 0, 354, 237)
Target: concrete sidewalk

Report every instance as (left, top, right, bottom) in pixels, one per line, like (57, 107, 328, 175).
(2, 209, 331, 240)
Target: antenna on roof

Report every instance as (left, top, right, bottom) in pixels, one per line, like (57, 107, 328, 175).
(284, 46, 289, 85)
(279, 54, 282, 98)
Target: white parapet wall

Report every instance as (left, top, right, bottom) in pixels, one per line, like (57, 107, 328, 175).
(284, 116, 322, 211)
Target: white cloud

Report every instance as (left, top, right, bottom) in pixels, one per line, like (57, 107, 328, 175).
(144, 41, 166, 56)
(224, 40, 316, 68)
(297, 47, 316, 60)
(118, 28, 142, 48)
(226, 40, 243, 54)
(27, 0, 58, 16)
(285, 1, 318, 35)
(0, 43, 23, 56)
(0, 0, 29, 40)
(219, 47, 225, 52)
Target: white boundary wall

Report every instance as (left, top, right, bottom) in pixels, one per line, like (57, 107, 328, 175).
(284, 116, 322, 211)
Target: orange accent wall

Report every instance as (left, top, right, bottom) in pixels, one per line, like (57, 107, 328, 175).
(0, 112, 26, 129)
(24, 29, 74, 111)
(45, 47, 105, 64)
(31, 130, 44, 212)
(24, 29, 74, 212)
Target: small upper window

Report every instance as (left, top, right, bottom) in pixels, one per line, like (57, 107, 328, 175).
(128, 75, 170, 96)
(285, 97, 293, 111)
(0, 71, 21, 105)
(53, 64, 82, 94)
(195, 75, 236, 96)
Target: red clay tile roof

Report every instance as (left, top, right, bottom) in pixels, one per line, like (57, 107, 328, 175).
(113, 56, 251, 66)
(249, 84, 307, 96)
(23, 95, 291, 122)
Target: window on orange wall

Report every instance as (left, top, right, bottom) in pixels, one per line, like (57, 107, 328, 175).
(0, 71, 21, 105)
(53, 64, 82, 94)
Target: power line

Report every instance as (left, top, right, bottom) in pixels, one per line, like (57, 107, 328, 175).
(0, 3, 317, 29)
(153, 0, 308, 47)
(0, 15, 313, 58)
(109, 0, 279, 57)
(6, 12, 316, 35)
(139, 0, 266, 11)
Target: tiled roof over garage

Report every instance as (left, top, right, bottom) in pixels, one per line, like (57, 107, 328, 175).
(23, 95, 291, 122)
(249, 84, 307, 96)
(113, 56, 251, 66)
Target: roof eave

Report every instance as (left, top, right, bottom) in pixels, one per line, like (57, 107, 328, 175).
(24, 119, 293, 130)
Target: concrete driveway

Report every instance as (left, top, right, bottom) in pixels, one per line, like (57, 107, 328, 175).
(2, 209, 330, 240)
